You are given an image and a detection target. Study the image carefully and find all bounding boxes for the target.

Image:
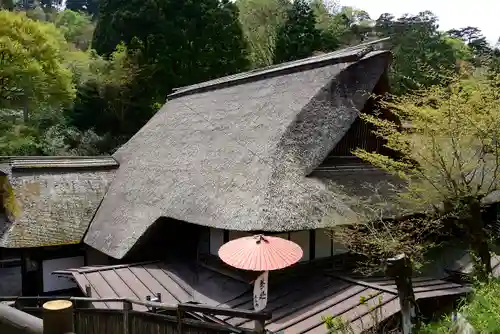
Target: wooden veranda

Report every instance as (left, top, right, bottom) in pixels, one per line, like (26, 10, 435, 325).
(0, 295, 271, 334)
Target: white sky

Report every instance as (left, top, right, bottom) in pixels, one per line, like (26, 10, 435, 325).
(340, 0, 499, 46)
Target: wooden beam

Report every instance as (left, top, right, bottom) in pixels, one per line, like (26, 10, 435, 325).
(178, 303, 271, 321)
(330, 274, 399, 295)
(0, 296, 177, 312)
(0, 303, 43, 334)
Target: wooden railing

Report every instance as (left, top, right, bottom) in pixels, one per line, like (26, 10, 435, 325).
(0, 296, 271, 334)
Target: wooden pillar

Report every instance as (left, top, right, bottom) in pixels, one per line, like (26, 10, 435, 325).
(176, 308, 183, 334)
(42, 300, 74, 334)
(386, 254, 418, 334)
(82, 285, 92, 309)
(146, 295, 155, 313)
(254, 319, 265, 333)
(85, 285, 92, 297)
(123, 301, 132, 334)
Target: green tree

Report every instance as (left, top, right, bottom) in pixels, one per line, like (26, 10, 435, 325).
(65, 43, 154, 151)
(0, 0, 15, 10)
(448, 27, 491, 55)
(0, 124, 44, 155)
(490, 48, 500, 75)
(65, 0, 99, 16)
(444, 36, 474, 63)
(53, 10, 95, 50)
(375, 11, 462, 95)
(92, 0, 249, 100)
(447, 26, 494, 69)
(333, 6, 374, 45)
(0, 10, 75, 122)
(310, 0, 341, 51)
(273, 0, 321, 63)
(311, 2, 375, 51)
(352, 74, 500, 280)
(236, 0, 289, 68)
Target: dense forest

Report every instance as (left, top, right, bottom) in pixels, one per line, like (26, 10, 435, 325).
(0, 0, 499, 156)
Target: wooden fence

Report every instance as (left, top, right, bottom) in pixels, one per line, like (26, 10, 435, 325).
(0, 296, 271, 334)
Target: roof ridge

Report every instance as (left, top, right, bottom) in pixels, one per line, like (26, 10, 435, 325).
(168, 38, 390, 100)
(0, 156, 119, 170)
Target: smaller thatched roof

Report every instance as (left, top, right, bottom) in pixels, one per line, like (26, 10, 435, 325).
(0, 156, 118, 248)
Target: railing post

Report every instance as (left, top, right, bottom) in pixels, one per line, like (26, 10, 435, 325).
(83, 285, 92, 309)
(254, 319, 265, 333)
(176, 307, 183, 334)
(85, 285, 92, 297)
(42, 300, 74, 334)
(156, 293, 162, 304)
(123, 300, 132, 334)
(146, 295, 156, 313)
(386, 253, 418, 334)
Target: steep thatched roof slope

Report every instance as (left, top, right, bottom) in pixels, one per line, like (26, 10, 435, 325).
(0, 156, 118, 248)
(85, 42, 392, 259)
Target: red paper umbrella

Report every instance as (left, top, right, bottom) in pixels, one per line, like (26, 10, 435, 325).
(218, 234, 303, 271)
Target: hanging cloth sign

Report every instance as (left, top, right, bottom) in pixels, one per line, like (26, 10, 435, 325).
(253, 271, 269, 311)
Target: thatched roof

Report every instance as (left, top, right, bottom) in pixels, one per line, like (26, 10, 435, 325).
(85, 43, 393, 259)
(0, 156, 118, 248)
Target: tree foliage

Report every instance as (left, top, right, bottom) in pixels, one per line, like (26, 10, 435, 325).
(65, 0, 99, 16)
(53, 10, 94, 50)
(92, 0, 249, 99)
(236, 0, 289, 68)
(273, 0, 321, 64)
(448, 26, 492, 58)
(65, 43, 146, 143)
(349, 74, 500, 279)
(375, 11, 463, 95)
(0, 10, 75, 120)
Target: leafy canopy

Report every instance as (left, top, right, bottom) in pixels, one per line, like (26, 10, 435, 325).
(356, 75, 500, 211)
(375, 11, 463, 95)
(236, 0, 289, 68)
(92, 0, 249, 99)
(53, 10, 94, 50)
(0, 10, 75, 115)
(344, 74, 500, 277)
(273, 0, 321, 63)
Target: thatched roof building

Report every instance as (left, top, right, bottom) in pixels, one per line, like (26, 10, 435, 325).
(0, 157, 117, 248)
(84, 41, 399, 260)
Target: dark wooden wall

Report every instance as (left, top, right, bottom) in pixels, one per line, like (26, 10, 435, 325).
(20, 244, 86, 296)
(125, 217, 200, 262)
